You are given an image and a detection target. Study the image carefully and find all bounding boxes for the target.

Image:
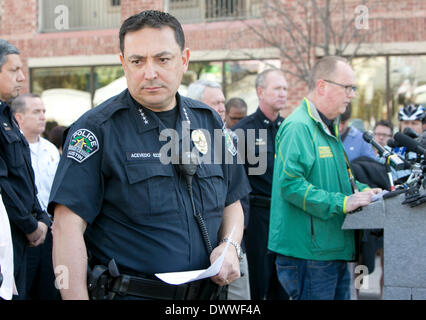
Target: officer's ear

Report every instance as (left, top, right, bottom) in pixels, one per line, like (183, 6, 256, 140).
(120, 54, 127, 73)
(181, 48, 190, 73)
(256, 85, 264, 101)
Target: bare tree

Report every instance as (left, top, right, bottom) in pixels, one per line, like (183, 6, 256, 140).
(241, 0, 376, 84)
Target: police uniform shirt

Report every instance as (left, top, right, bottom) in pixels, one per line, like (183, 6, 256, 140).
(48, 89, 251, 276)
(232, 107, 283, 197)
(0, 101, 50, 235)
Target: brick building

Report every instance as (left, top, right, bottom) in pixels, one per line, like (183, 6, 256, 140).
(0, 0, 425, 126)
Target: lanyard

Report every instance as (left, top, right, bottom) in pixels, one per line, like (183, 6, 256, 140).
(343, 152, 359, 193)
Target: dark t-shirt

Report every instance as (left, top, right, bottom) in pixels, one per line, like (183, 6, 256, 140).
(155, 106, 179, 130)
(318, 110, 336, 136)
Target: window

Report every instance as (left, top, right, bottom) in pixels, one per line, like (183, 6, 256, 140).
(39, 0, 121, 33)
(390, 56, 426, 115)
(352, 57, 387, 124)
(31, 65, 124, 125)
(351, 55, 426, 129)
(168, 0, 261, 23)
(181, 59, 280, 115)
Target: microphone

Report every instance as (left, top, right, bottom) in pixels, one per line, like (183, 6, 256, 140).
(403, 127, 419, 139)
(394, 132, 426, 156)
(176, 152, 213, 255)
(387, 138, 400, 149)
(418, 131, 426, 149)
(362, 131, 405, 170)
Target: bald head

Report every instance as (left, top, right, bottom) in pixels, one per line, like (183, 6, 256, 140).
(308, 56, 349, 92)
(307, 56, 356, 120)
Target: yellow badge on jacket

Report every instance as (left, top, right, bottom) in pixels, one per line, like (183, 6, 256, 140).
(318, 146, 333, 158)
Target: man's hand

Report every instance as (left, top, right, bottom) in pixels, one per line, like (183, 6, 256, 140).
(369, 188, 383, 195)
(210, 241, 241, 287)
(26, 221, 48, 247)
(346, 188, 382, 213)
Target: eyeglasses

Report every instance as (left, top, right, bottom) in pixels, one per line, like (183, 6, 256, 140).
(374, 132, 392, 138)
(323, 79, 357, 95)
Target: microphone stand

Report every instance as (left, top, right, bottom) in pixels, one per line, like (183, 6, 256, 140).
(384, 154, 396, 191)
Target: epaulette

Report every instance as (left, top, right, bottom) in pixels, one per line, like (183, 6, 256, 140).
(84, 90, 130, 126)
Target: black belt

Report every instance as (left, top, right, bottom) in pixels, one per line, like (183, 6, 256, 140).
(250, 194, 271, 208)
(110, 274, 219, 300)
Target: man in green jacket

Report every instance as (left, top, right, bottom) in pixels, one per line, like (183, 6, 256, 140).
(268, 56, 381, 300)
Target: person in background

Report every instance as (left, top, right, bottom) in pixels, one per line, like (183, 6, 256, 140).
(391, 105, 425, 181)
(48, 125, 67, 155)
(43, 120, 58, 140)
(373, 120, 393, 149)
(12, 93, 61, 300)
(225, 98, 247, 129)
(398, 104, 425, 137)
(269, 56, 381, 300)
(339, 103, 375, 162)
(186, 79, 226, 122)
(232, 69, 289, 300)
(0, 39, 50, 299)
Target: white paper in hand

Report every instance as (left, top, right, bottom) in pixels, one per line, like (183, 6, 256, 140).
(155, 225, 235, 285)
(372, 190, 389, 202)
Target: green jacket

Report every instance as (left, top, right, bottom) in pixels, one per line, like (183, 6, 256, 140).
(268, 98, 369, 261)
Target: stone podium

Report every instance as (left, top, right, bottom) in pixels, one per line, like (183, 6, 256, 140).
(342, 188, 426, 299)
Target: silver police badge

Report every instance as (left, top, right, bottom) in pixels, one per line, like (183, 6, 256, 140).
(191, 129, 208, 155)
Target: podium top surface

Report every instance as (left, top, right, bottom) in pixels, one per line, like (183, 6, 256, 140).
(342, 188, 426, 230)
(342, 197, 386, 230)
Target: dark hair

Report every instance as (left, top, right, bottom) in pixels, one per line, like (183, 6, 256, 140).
(48, 125, 67, 150)
(374, 119, 394, 132)
(225, 97, 247, 113)
(119, 10, 185, 54)
(0, 39, 19, 72)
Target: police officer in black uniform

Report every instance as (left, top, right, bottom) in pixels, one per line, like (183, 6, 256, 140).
(232, 69, 290, 300)
(0, 39, 51, 299)
(49, 10, 250, 300)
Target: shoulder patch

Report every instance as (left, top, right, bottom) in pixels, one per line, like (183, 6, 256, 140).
(223, 128, 237, 156)
(67, 129, 99, 163)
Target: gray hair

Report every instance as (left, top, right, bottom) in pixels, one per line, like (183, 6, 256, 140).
(11, 93, 41, 115)
(186, 79, 222, 101)
(0, 39, 20, 72)
(255, 69, 284, 89)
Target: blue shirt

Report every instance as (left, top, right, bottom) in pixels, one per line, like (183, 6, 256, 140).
(342, 126, 376, 163)
(48, 90, 250, 275)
